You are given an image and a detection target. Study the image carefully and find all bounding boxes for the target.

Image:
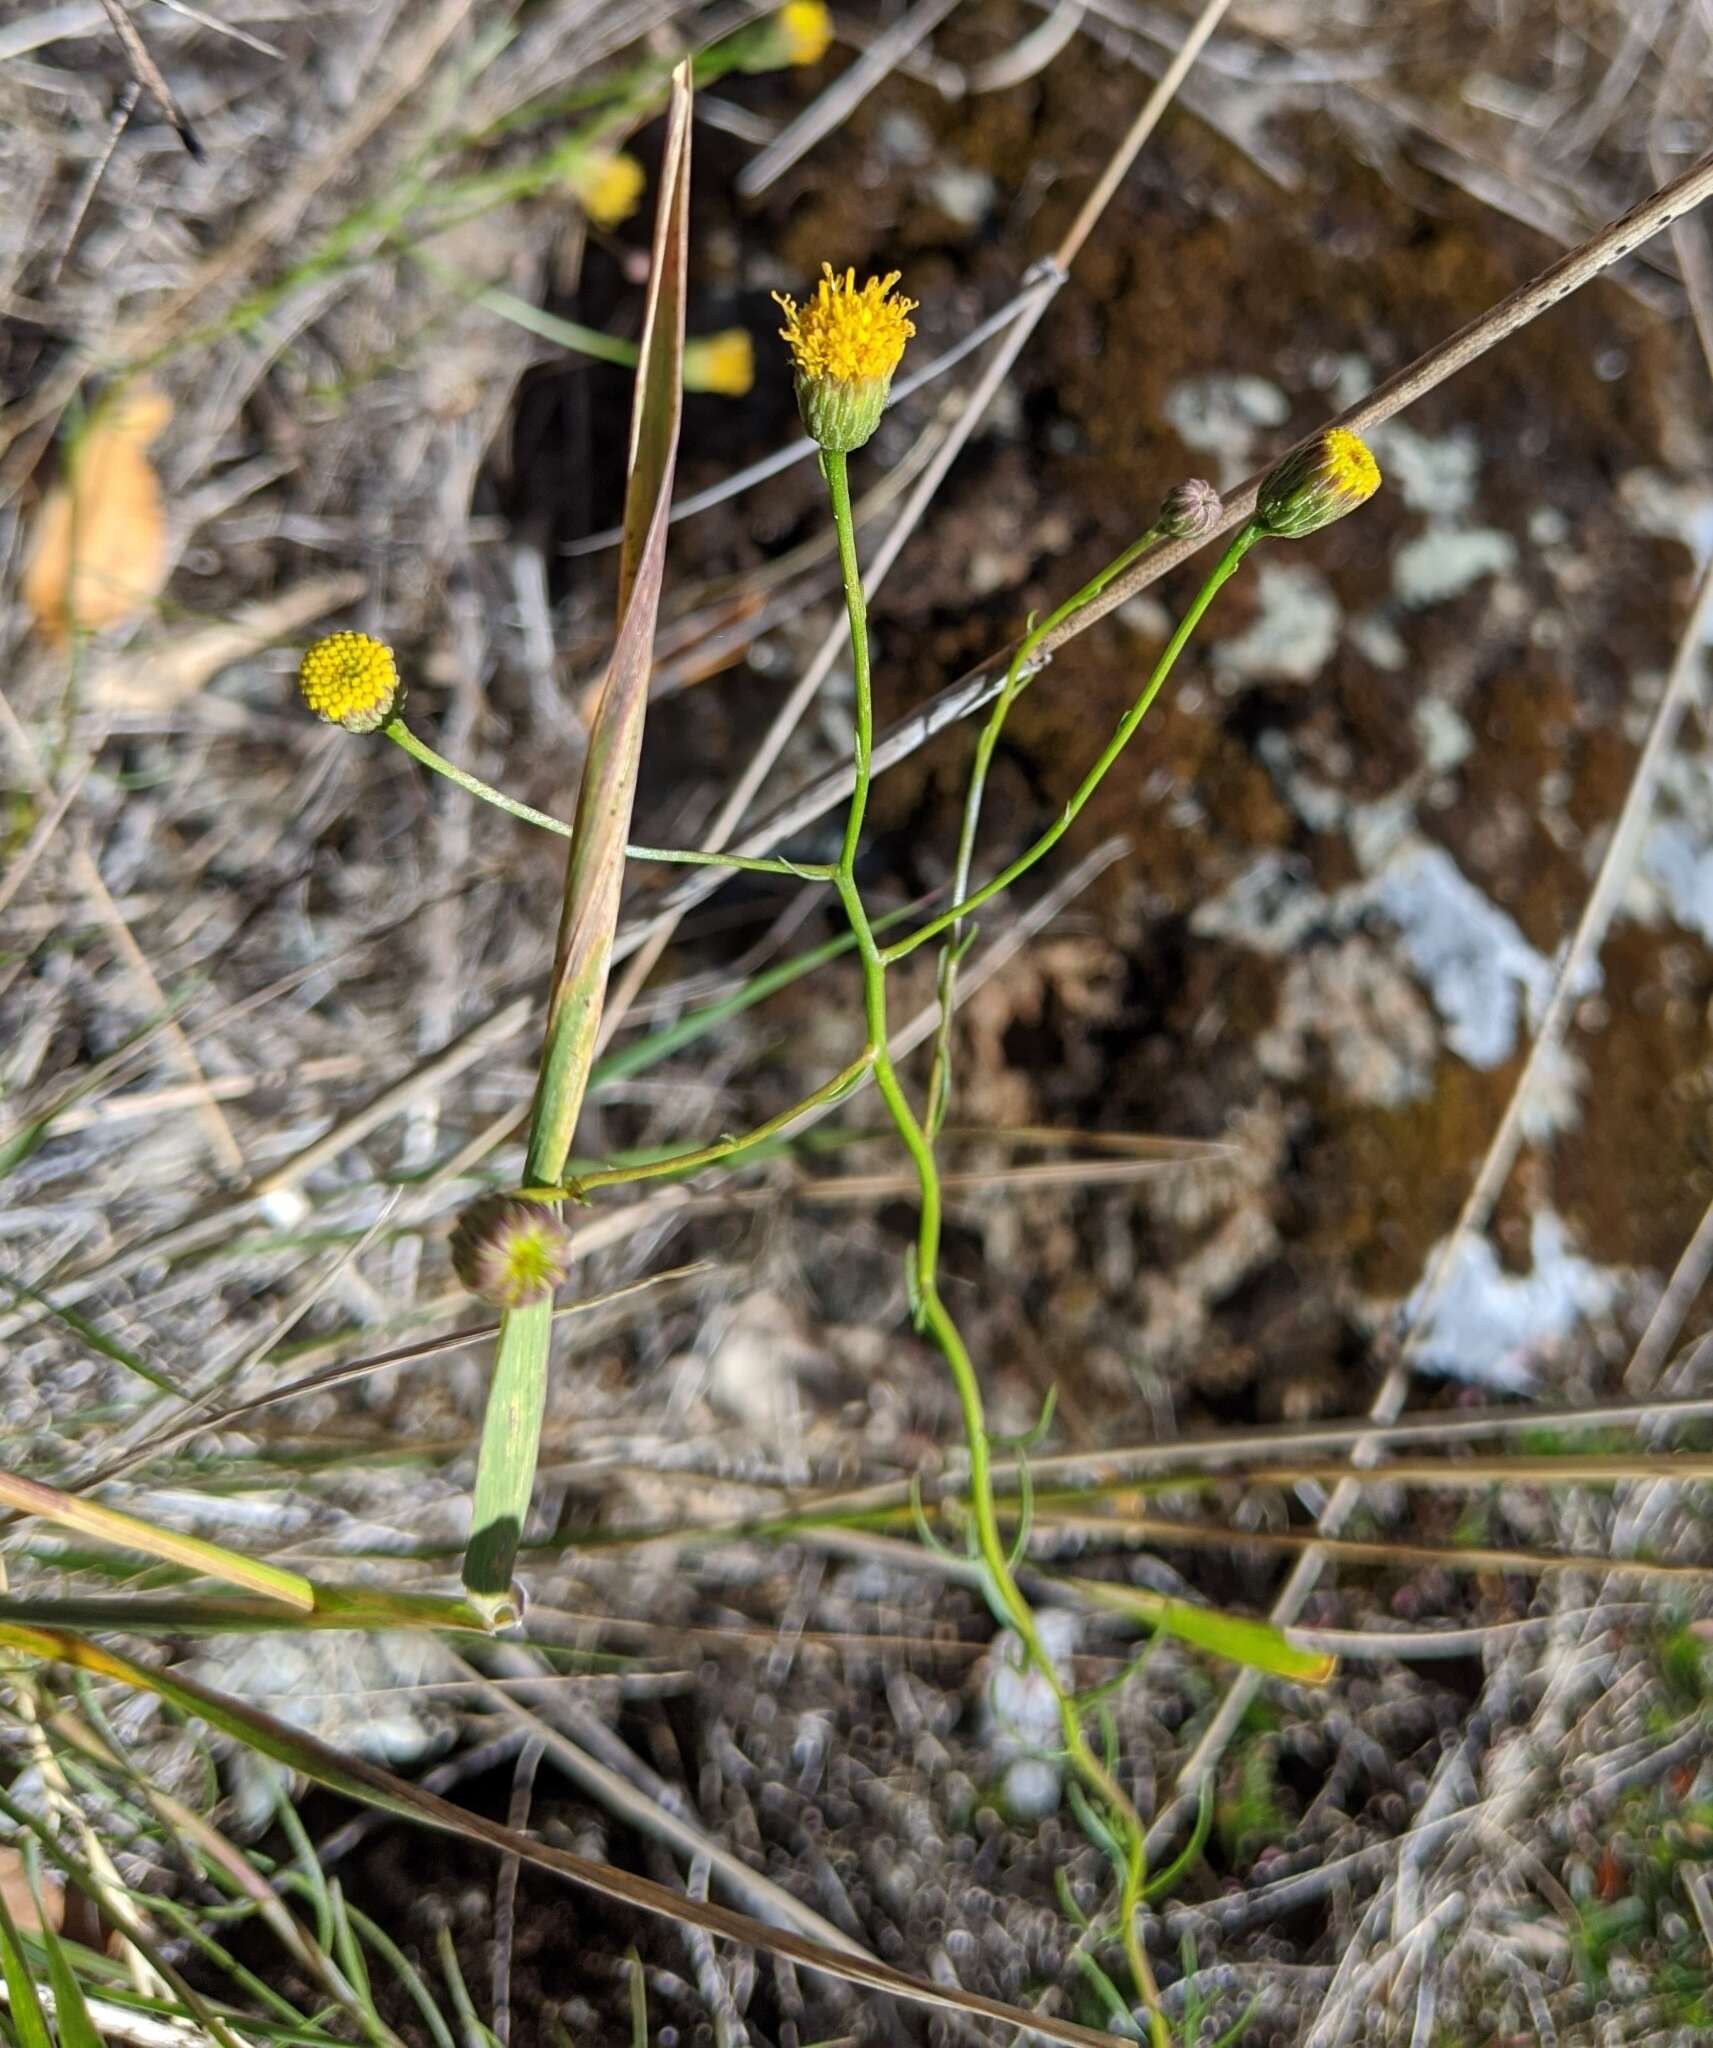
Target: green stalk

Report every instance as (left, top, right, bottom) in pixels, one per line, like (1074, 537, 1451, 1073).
(385, 720, 822, 878)
(925, 521, 1166, 1136)
(520, 1050, 874, 1199)
(886, 524, 1261, 967)
(814, 454, 1267, 2042)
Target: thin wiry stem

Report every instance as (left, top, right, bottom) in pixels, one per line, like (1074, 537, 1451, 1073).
(812, 443, 1296, 2041)
(925, 519, 1169, 1136)
(385, 721, 824, 877)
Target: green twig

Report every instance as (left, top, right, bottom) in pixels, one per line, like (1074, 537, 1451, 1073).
(886, 524, 1262, 968)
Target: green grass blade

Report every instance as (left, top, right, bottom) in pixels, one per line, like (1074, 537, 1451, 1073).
(0, 1469, 314, 1611)
(0, 1884, 52, 2048)
(464, 62, 693, 1611)
(35, 1915, 102, 2048)
(1064, 1576, 1336, 1685)
(462, 1297, 550, 1609)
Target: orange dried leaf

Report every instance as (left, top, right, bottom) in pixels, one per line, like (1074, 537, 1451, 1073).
(0, 1847, 61, 1936)
(23, 385, 172, 644)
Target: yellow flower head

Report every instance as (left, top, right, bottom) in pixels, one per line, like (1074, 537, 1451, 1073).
(569, 150, 646, 229)
(777, 1, 834, 65)
(299, 631, 400, 733)
(683, 328, 756, 398)
(1256, 427, 1381, 540)
(773, 264, 916, 450)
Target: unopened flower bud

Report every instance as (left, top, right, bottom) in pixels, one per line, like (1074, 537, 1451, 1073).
(1158, 478, 1222, 541)
(1256, 428, 1381, 540)
(299, 631, 400, 733)
(774, 263, 916, 453)
(450, 1195, 573, 1310)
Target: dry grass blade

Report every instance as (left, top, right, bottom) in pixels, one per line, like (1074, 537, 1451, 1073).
(465, 61, 693, 1609)
(96, 0, 202, 158)
(4, 1627, 1124, 2048)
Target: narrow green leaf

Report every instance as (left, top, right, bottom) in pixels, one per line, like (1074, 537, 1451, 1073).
(463, 1298, 549, 1606)
(0, 1885, 52, 2048)
(465, 61, 693, 1611)
(0, 1468, 314, 1612)
(36, 1915, 102, 2048)
(1064, 1576, 1336, 1685)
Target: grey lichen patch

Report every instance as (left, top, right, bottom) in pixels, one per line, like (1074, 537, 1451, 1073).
(1214, 559, 1341, 684)
(1368, 419, 1482, 518)
(1366, 842, 1556, 1070)
(1397, 1208, 1622, 1392)
(1160, 371, 1290, 486)
(1393, 525, 1518, 608)
(1257, 936, 1439, 1108)
(1638, 751, 1713, 946)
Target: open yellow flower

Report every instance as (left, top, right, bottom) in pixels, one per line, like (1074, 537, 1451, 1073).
(728, 1, 834, 72)
(773, 263, 916, 451)
(299, 631, 400, 733)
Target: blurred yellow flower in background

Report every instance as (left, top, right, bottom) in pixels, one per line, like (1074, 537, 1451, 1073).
(568, 150, 646, 228)
(684, 329, 756, 397)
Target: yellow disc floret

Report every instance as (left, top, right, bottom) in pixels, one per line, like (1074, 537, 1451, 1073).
(299, 631, 400, 734)
(775, 264, 916, 385)
(778, 1, 834, 65)
(773, 264, 917, 451)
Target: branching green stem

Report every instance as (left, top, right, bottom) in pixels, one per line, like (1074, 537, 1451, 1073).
(519, 1050, 874, 1199)
(815, 452, 1260, 2042)
(393, 438, 1258, 2036)
(925, 520, 1167, 1135)
(886, 524, 1261, 968)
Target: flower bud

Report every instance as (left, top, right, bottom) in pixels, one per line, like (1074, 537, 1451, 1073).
(450, 1195, 573, 1310)
(1255, 428, 1381, 540)
(299, 631, 400, 733)
(1158, 478, 1222, 541)
(773, 263, 916, 453)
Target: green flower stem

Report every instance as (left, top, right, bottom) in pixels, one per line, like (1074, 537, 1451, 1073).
(383, 721, 820, 878)
(385, 718, 570, 832)
(925, 520, 1167, 1137)
(883, 522, 1262, 970)
(822, 451, 874, 879)
(820, 450, 1178, 2043)
(518, 1050, 875, 1199)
